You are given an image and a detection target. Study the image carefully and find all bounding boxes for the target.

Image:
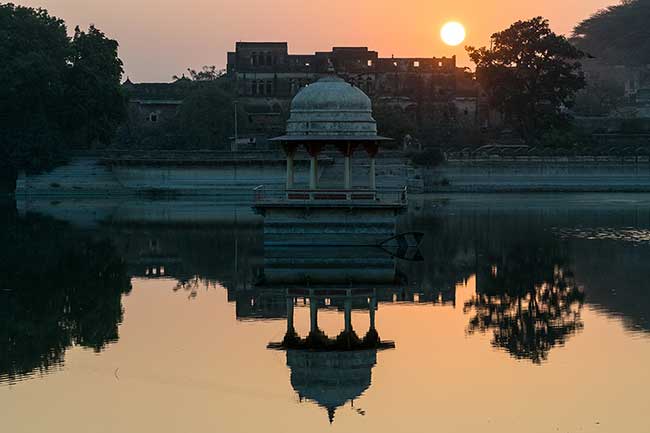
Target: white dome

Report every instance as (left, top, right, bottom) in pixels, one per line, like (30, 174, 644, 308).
(285, 76, 379, 138)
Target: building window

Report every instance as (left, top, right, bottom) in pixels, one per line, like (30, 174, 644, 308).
(266, 80, 273, 95)
(257, 81, 264, 95)
(251, 80, 257, 95)
(149, 113, 158, 122)
(252, 52, 258, 66)
(413, 61, 420, 67)
(266, 54, 272, 65)
(438, 61, 443, 67)
(367, 60, 373, 67)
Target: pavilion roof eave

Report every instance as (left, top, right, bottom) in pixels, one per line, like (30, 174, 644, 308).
(269, 135, 393, 143)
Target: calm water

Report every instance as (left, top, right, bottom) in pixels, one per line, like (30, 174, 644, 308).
(2, 194, 650, 433)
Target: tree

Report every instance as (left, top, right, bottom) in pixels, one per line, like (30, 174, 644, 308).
(173, 80, 248, 148)
(0, 3, 70, 185)
(0, 4, 126, 190)
(62, 25, 127, 146)
(467, 17, 586, 141)
(573, 0, 650, 66)
(174, 65, 225, 81)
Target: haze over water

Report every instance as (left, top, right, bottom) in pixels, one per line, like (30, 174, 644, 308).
(2, 194, 650, 432)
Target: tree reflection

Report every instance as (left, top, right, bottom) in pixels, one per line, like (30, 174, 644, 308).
(464, 243, 585, 364)
(0, 208, 131, 382)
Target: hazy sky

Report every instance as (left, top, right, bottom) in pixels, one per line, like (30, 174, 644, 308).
(18, 0, 618, 82)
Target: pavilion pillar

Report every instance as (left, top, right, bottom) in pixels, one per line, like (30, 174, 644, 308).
(309, 157, 318, 190)
(344, 156, 351, 189)
(286, 153, 295, 189)
(369, 157, 376, 190)
(338, 142, 355, 190)
(369, 296, 377, 331)
(364, 142, 379, 191)
(307, 144, 321, 190)
(287, 297, 294, 332)
(284, 144, 296, 190)
(309, 297, 319, 333)
(344, 296, 353, 333)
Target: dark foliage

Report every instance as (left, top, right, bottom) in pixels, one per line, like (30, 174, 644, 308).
(573, 0, 650, 66)
(0, 4, 126, 185)
(467, 17, 586, 141)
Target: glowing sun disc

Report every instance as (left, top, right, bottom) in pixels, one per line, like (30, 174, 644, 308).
(441, 21, 466, 46)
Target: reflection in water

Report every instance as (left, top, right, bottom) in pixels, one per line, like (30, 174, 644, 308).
(3, 196, 650, 431)
(464, 240, 585, 363)
(0, 209, 131, 384)
(268, 288, 394, 423)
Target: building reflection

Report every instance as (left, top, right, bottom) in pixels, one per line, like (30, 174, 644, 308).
(268, 288, 394, 423)
(257, 225, 413, 423)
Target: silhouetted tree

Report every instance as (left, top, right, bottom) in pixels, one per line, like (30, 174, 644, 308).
(0, 4, 126, 189)
(573, 0, 650, 66)
(467, 17, 585, 141)
(61, 25, 127, 146)
(174, 65, 225, 81)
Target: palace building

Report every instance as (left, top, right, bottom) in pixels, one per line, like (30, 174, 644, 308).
(227, 42, 474, 137)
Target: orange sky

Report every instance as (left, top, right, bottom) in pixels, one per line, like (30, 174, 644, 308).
(18, 0, 618, 82)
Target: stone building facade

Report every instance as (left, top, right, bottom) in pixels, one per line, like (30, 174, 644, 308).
(226, 42, 477, 135)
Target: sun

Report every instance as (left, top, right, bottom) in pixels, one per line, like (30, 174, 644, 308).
(441, 21, 466, 46)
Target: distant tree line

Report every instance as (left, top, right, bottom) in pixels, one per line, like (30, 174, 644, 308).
(572, 0, 650, 66)
(0, 3, 126, 190)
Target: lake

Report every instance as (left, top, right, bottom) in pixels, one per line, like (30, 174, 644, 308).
(1, 194, 650, 433)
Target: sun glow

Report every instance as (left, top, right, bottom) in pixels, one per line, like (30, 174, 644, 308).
(440, 21, 466, 46)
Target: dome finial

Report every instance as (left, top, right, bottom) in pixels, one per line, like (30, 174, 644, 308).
(326, 58, 335, 74)
(327, 407, 336, 424)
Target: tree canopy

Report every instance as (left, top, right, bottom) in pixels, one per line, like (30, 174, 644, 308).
(0, 3, 126, 187)
(573, 0, 650, 66)
(467, 17, 585, 141)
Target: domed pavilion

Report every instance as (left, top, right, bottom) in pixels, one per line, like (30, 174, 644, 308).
(265, 75, 404, 202)
(254, 74, 407, 248)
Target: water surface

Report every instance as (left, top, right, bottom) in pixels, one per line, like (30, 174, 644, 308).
(2, 194, 650, 432)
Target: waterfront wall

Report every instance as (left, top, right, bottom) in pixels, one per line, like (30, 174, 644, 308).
(15, 151, 412, 196)
(426, 158, 650, 192)
(15, 156, 310, 198)
(16, 153, 650, 196)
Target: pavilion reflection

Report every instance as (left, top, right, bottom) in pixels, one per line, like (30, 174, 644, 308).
(257, 227, 412, 423)
(267, 287, 394, 423)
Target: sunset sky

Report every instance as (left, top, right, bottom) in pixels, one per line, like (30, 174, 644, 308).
(19, 0, 618, 82)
